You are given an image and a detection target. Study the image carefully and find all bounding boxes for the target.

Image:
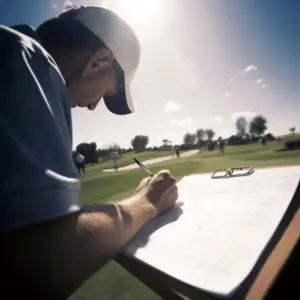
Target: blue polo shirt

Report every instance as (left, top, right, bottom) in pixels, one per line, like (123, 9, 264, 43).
(0, 25, 81, 230)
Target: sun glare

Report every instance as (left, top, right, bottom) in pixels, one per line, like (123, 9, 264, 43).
(118, 0, 160, 25)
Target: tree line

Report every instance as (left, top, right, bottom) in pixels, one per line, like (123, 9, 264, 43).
(74, 136, 151, 164)
(179, 115, 270, 150)
(183, 129, 215, 147)
(236, 115, 268, 137)
(75, 114, 296, 163)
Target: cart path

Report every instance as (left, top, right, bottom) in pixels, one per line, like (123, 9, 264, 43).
(103, 150, 199, 172)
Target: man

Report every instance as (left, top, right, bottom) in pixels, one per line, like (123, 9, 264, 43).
(172, 145, 176, 158)
(75, 152, 86, 175)
(218, 137, 225, 154)
(0, 6, 178, 300)
(175, 145, 181, 158)
(110, 150, 119, 172)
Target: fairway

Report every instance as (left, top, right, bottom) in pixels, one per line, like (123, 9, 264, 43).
(96, 150, 175, 170)
(70, 141, 300, 300)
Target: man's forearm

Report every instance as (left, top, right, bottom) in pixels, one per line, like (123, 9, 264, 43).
(61, 194, 157, 297)
(1, 193, 156, 299)
(79, 193, 157, 261)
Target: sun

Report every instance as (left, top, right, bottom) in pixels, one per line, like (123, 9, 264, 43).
(118, 0, 160, 25)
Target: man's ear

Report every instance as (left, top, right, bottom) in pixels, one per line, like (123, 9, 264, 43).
(81, 48, 114, 76)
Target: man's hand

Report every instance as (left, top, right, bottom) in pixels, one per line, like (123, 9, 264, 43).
(136, 170, 178, 215)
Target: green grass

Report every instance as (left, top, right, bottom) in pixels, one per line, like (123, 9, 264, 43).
(92, 150, 174, 171)
(69, 140, 300, 300)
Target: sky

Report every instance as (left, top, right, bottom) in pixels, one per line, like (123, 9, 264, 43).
(1, 0, 300, 149)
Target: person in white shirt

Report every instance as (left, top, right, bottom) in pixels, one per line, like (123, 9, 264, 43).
(172, 145, 176, 158)
(75, 153, 85, 175)
(175, 145, 181, 158)
(110, 151, 119, 171)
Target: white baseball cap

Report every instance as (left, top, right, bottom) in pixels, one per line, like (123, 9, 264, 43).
(59, 6, 140, 115)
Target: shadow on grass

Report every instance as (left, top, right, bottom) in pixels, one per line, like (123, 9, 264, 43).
(276, 148, 300, 152)
(127, 202, 184, 255)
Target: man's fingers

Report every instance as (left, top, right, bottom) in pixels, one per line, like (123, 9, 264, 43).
(157, 169, 171, 177)
(141, 176, 151, 186)
(136, 176, 151, 193)
(155, 170, 176, 186)
(168, 185, 178, 200)
(162, 185, 179, 207)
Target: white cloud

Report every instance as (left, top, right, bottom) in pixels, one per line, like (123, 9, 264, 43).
(224, 92, 230, 97)
(213, 116, 223, 122)
(198, 112, 223, 122)
(101, 1, 109, 8)
(169, 118, 196, 127)
(244, 65, 258, 73)
(229, 78, 234, 83)
(231, 111, 257, 121)
(162, 131, 185, 145)
(261, 83, 268, 88)
(163, 132, 176, 139)
(97, 141, 105, 149)
(256, 78, 263, 84)
(164, 101, 181, 112)
(189, 126, 199, 132)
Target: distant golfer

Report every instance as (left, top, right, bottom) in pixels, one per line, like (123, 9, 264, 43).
(259, 138, 267, 147)
(75, 153, 86, 175)
(172, 145, 176, 158)
(0, 5, 178, 299)
(218, 137, 225, 154)
(110, 150, 119, 172)
(175, 146, 181, 158)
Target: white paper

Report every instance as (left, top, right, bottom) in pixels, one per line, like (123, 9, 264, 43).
(124, 166, 300, 296)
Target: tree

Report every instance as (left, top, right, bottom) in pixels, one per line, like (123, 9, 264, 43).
(107, 143, 121, 151)
(90, 142, 97, 152)
(204, 129, 215, 141)
(105, 143, 122, 158)
(265, 133, 276, 141)
(76, 142, 98, 163)
(249, 115, 268, 137)
(131, 135, 149, 152)
(162, 139, 172, 147)
(195, 129, 205, 145)
(235, 117, 247, 137)
(289, 127, 296, 134)
(227, 135, 247, 146)
(183, 133, 196, 146)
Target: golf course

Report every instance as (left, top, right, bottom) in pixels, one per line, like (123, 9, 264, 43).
(70, 138, 300, 300)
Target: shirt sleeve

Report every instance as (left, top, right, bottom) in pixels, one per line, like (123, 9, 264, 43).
(0, 26, 81, 230)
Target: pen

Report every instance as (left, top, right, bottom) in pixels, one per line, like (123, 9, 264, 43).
(133, 158, 154, 177)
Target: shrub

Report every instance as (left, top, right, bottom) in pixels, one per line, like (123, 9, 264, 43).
(227, 135, 248, 146)
(284, 139, 300, 150)
(265, 133, 276, 141)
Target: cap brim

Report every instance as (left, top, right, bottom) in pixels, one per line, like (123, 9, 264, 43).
(103, 75, 134, 115)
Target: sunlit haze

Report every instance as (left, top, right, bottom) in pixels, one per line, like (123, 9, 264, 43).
(1, 0, 300, 149)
